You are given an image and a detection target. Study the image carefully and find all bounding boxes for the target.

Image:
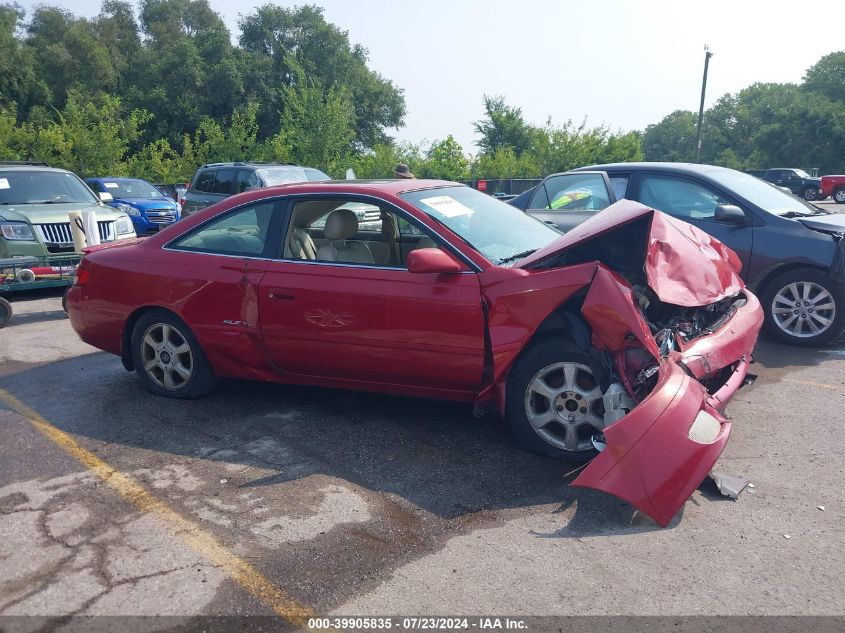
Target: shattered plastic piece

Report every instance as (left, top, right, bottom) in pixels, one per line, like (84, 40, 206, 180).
(784, 534, 791, 539)
(747, 483, 755, 489)
(818, 505, 825, 511)
(219, 478, 228, 484)
(708, 470, 749, 499)
(602, 382, 637, 426)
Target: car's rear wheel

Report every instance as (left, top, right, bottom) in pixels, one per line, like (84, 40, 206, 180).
(834, 188, 845, 204)
(802, 187, 818, 201)
(506, 340, 605, 462)
(761, 269, 845, 346)
(131, 310, 217, 398)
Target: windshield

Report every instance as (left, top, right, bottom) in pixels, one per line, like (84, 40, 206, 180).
(0, 171, 99, 205)
(401, 186, 559, 265)
(793, 169, 812, 179)
(100, 179, 164, 199)
(257, 167, 331, 186)
(708, 169, 819, 216)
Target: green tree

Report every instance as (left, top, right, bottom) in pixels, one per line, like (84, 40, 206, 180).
(274, 66, 355, 174)
(642, 110, 698, 162)
(238, 4, 405, 147)
(419, 135, 470, 180)
(473, 95, 537, 156)
(803, 51, 845, 104)
(0, 4, 47, 113)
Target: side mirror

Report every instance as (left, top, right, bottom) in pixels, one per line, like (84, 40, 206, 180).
(407, 248, 463, 274)
(98, 192, 114, 203)
(714, 204, 746, 226)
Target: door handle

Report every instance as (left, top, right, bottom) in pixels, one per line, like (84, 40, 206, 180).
(269, 288, 295, 301)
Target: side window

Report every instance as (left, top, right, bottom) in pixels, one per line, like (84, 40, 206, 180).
(237, 169, 260, 193)
(397, 216, 423, 237)
(636, 175, 729, 219)
(194, 170, 215, 193)
(171, 202, 275, 256)
(609, 176, 629, 200)
(213, 169, 237, 195)
(535, 173, 612, 211)
(283, 198, 437, 268)
(528, 186, 549, 210)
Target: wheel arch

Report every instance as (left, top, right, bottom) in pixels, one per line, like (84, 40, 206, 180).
(121, 305, 185, 371)
(749, 262, 834, 298)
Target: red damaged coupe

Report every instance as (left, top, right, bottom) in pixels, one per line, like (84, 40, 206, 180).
(68, 180, 763, 526)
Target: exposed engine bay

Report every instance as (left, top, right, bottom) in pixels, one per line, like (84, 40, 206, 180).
(526, 209, 750, 436)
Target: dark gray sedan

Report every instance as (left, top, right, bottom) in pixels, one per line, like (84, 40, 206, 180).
(510, 162, 845, 346)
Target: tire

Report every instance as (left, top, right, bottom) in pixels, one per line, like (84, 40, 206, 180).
(760, 269, 845, 346)
(61, 288, 69, 314)
(505, 340, 605, 462)
(802, 187, 818, 201)
(0, 297, 11, 328)
(130, 309, 217, 398)
(834, 188, 845, 204)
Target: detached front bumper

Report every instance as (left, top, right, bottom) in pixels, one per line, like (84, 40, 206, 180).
(573, 292, 763, 527)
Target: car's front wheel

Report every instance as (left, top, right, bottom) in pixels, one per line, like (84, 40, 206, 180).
(131, 310, 217, 398)
(834, 188, 845, 204)
(506, 341, 606, 462)
(761, 269, 845, 346)
(802, 187, 818, 201)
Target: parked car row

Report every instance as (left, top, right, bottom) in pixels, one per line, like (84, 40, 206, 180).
(745, 168, 822, 201)
(0, 161, 333, 261)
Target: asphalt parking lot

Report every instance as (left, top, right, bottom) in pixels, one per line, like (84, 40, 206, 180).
(1, 268, 844, 624)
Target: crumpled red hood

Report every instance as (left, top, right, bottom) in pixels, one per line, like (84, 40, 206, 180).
(516, 200, 744, 307)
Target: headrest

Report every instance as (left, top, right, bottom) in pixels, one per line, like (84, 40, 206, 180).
(324, 208, 359, 240)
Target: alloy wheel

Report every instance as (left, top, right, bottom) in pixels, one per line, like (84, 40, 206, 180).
(803, 188, 818, 201)
(771, 281, 836, 339)
(141, 323, 194, 390)
(835, 189, 845, 204)
(523, 362, 604, 452)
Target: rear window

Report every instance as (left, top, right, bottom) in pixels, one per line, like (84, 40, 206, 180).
(257, 167, 330, 186)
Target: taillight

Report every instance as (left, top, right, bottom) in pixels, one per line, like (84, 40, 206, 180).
(74, 260, 91, 286)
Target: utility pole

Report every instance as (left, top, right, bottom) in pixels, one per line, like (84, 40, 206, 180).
(695, 46, 714, 163)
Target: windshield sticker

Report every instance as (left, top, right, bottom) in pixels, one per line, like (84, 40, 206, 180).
(0, 178, 9, 189)
(104, 182, 119, 189)
(419, 195, 474, 218)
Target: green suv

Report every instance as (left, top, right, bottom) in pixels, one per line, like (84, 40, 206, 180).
(0, 163, 136, 258)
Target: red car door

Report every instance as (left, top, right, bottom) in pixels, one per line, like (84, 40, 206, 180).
(257, 195, 486, 397)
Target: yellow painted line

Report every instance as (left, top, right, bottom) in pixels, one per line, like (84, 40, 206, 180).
(781, 378, 844, 392)
(0, 388, 316, 625)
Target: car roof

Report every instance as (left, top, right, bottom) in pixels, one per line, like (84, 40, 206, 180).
(199, 162, 303, 169)
(226, 179, 464, 201)
(86, 176, 145, 181)
(0, 165, 72, 174)
(574, 161, 741, 176)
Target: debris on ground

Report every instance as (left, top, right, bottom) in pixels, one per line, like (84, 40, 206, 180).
(818, 505, 825, 511)
(708, 470, 750, 499)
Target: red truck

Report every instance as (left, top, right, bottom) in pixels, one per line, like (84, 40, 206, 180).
(820, 174, 845, 203)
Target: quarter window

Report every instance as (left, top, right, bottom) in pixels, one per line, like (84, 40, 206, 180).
(194, 170, 215, 193)
(171, 203, 275, 256)
(609, 176, 629, 200)
(237, 170, 260, 193)
(636, 175, 729, 219)
(212, 169, 237, 195)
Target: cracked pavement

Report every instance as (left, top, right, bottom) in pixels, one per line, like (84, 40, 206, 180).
(0, 292, 843, 620)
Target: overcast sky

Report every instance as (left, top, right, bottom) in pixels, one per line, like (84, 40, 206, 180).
(17, 0, 845, 152)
